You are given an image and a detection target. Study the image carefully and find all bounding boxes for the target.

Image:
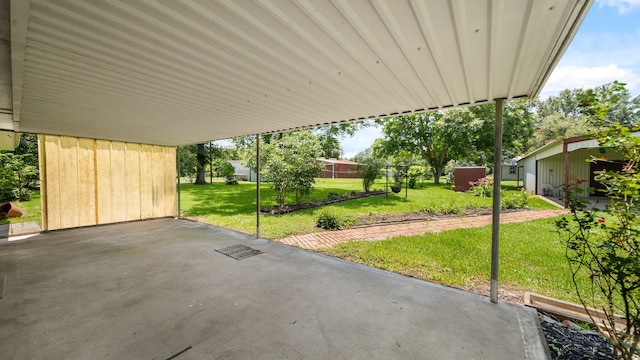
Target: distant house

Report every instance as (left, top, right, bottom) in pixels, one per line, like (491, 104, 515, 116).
(318, 158, 363, 179)
(501, 157, 522, 182)
(518, 133, 638, 202)
(229, 160, 257, 181)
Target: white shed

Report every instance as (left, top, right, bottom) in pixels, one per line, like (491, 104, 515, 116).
(518, 133, 638, 204)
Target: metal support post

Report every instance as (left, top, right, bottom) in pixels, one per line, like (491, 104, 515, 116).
(256, 135, 261, 239)
(490, 99, 504, 303)
(177, 146, 181, 219)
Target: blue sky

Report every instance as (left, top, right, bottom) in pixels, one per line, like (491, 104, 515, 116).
(340, 0, 640, 159)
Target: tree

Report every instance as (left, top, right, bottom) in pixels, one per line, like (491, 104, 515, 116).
(178, 146, 198, 181)
(194, 143, 207, 185)
(317, 134, 342, 159)
(375, 110, 480, 184)
(467, 99, 537, 163)
(531, 82, 640, 150)
(257, 131, 323, 208)
(0, 153, 38, 202)
(358, 158, 383, 192)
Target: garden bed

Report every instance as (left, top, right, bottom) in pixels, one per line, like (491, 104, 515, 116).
(260, 190, 386, 215)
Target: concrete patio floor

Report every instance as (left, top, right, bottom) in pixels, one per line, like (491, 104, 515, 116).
(0, 218, 550, 359)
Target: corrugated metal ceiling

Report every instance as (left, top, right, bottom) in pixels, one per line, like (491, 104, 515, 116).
(9, 0, 592, 146)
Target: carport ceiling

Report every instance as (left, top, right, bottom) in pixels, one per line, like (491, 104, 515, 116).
(9, 0, 592, 146)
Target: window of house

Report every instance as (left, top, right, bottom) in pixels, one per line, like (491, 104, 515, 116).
(509, 166, 516, 175)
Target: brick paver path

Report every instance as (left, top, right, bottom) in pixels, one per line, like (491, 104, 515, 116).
(278, 209, 568, 249)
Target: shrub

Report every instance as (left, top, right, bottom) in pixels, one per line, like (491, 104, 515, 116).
(407, 165, 428, 189)
(500, 191, 531, 210)
(358, 158, 383, 193)
(467, 177, 493, 198)
(327, 191, 341, 201)
(419, 204, 467, 215)
(316, 211, 343, 230)
(350, 190, 358, 196)
(218, 161, 238, 185)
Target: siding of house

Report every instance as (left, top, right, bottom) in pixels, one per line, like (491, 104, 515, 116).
(319, 161, 361, 178)
(501, 165, 518, 181)
(39, 135, 176, 231)
(522, 147, 623, 197)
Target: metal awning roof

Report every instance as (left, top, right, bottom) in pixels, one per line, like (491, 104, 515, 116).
(5, 0, 592, 146)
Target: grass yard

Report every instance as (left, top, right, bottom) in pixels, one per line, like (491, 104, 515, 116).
(320, 217, 590, 305)
(0, 191, 41, 226)
(179, 178, 558, 239)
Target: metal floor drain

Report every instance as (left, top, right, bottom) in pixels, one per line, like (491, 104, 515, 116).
(215, 244, 262, 260)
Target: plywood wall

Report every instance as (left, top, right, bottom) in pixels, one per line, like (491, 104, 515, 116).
(38, 135, 176, 231)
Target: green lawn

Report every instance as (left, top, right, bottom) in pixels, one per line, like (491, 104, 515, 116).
(179, 178, 558, 239)
(0, 191, 41, 226)
(320, 217, 589, 304)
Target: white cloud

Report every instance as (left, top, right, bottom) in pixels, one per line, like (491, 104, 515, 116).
(339, 126, 382, 159)
(539, 64, 640, 98)
(598, 0, 640, 14)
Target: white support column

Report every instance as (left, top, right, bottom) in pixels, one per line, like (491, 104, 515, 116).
(490, 99, 504, 304)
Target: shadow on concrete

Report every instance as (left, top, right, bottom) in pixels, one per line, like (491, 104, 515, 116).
(0, 219, 550, 359)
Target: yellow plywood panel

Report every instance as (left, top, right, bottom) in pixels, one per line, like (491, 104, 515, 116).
(152, 146, 164, 218)
(125, 143, 141, 220)
(110, 142, 127, 223)
(40, 136, 177, 229)
(139, 144, 154, 219)
(95, 140, 112, 224)
(58, 136, 80, 229)
(42, 135, 61, 230)
(163, 147, 176, 217)
(77, 138, 97, 227)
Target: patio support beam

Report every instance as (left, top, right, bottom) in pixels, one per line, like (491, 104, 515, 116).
(490, 98, 504, 304)
(177, 146, 181, 219)
(256, 135, 261, 238)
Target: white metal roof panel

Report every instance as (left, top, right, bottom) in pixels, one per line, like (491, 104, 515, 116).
(9, 0, 592, 146)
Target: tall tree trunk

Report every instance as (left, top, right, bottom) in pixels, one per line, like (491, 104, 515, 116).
(433, 170, 441, 185)
(194, 143, 207, 185)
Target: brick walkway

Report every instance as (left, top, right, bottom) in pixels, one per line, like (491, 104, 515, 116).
(278, 209, 568, 250)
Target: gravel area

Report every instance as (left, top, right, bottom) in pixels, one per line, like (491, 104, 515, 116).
(539, 313, 615, 360)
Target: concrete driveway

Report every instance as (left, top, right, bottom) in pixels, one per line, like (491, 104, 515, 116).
(0, 219, 549, 359)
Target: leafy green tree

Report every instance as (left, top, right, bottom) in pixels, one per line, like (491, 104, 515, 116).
(358, 158, 383, 192)
(317, 134, 342, 159)
(467, 99, 537, 163)
(375, 109, 480, 184)
(0, 153, 38, 202)
(257, 131, 323, 208)
(531, 82, 639, 149)
(178, 146, 198, 181)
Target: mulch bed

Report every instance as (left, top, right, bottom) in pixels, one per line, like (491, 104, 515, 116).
(260, 190, 386, 215)
(539, 313, 615, 360)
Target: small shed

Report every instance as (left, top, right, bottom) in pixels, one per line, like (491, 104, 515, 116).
(454, 167, 487, 192)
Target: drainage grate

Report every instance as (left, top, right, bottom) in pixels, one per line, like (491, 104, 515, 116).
(0, 275, 6, 299)
(215, 244, 262, 260)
